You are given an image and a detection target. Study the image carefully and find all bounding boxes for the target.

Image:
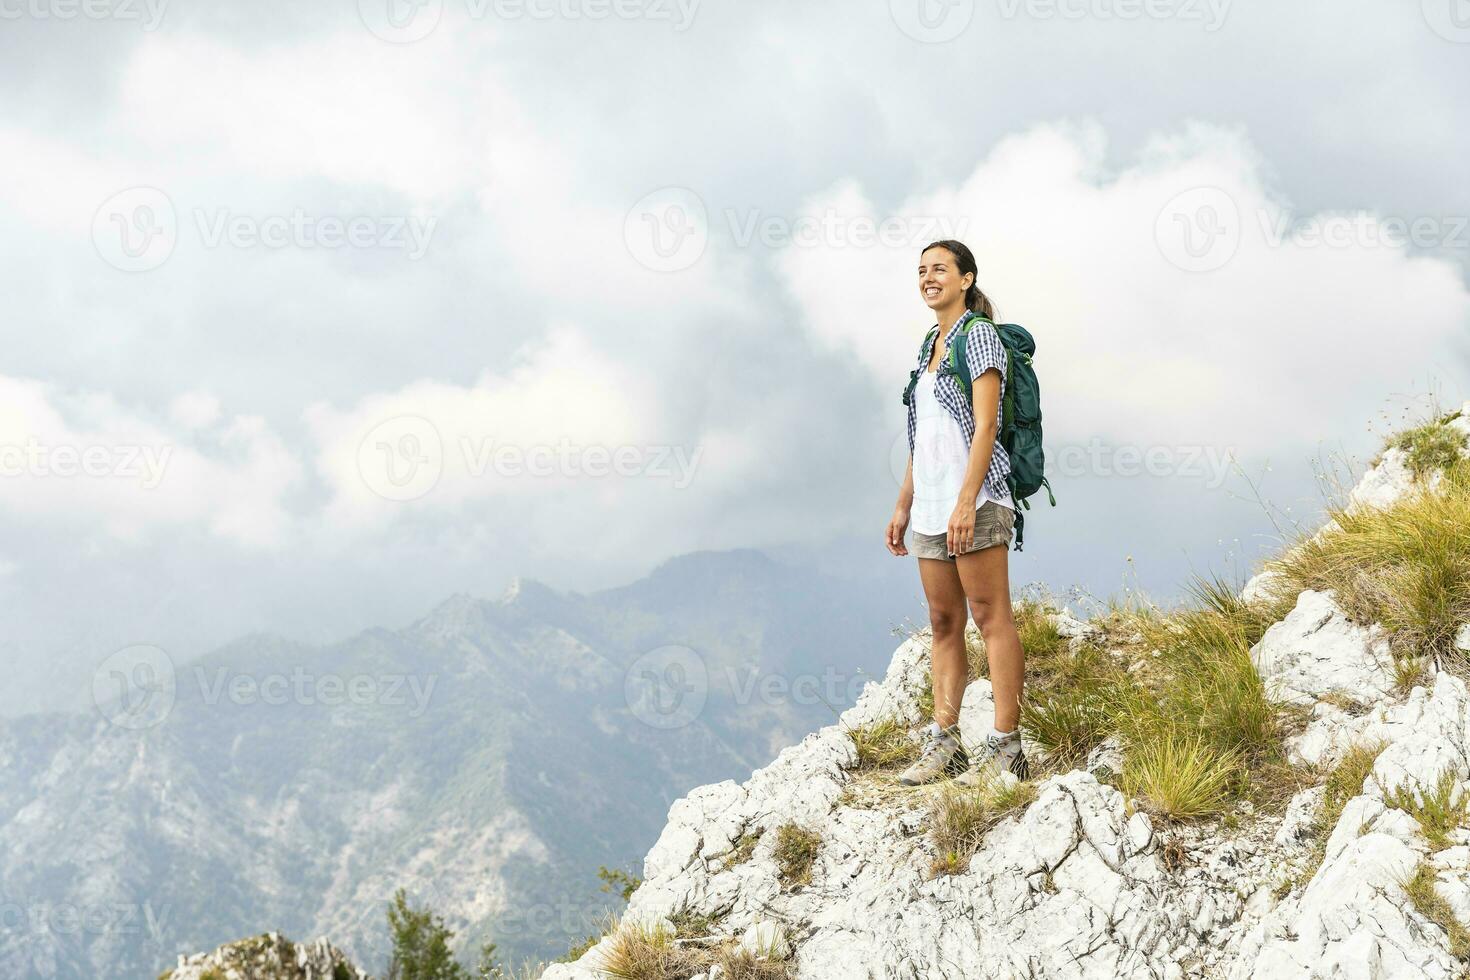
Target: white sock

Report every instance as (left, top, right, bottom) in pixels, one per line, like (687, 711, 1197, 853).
(990, 726, 1017, 741)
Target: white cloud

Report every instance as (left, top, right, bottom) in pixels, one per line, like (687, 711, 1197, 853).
(778, 120, 1470, 456)
(304, 323, 673, 532)
(117, 31, 486, 200)
(0, 376, 301, 548)
(170, 390, 222, 430)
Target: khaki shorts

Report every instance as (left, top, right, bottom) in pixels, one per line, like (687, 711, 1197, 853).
(911, 500, 1014, 561)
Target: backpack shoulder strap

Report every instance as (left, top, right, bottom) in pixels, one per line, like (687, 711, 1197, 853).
(946, 311, 984, 403)
(901, 325, 939, 406)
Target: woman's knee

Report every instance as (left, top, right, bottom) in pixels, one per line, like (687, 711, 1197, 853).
(967, 596, 1010, 633)
(929, 604, 967, 638)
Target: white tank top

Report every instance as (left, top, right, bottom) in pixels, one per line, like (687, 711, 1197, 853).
(911, 371, 1013, 535)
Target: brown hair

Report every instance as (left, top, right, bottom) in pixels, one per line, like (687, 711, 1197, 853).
(921, 239, 996, 320)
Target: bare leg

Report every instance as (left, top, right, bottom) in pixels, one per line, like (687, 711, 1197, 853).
(956, 543, 1023, 731)
(917, 556, 970, 727)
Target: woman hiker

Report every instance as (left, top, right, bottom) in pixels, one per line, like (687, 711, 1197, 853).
(884, 239, 1029, 787)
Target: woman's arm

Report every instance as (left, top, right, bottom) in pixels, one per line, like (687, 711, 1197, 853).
(886, 456, 915, 555)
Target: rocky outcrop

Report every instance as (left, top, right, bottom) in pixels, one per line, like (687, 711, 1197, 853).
(162, 933, 366, 980)
(545, 458, 1470, 978)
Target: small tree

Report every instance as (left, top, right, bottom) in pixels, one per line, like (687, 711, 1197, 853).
(597, 865, 641, 902)
(386, 888, 470, 980)
(475, 941, 505, 980)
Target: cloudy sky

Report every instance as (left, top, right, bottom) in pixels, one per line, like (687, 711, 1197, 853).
(2, 0, 1468, 715)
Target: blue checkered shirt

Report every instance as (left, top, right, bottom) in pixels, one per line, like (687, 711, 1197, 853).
(905, 311, 1012, 506)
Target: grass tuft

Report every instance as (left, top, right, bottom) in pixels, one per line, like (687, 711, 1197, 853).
(1400, 860, 1470, 961)
(1270, 457, 1470, 675)
(1384, 769, 1469, 852)
(596, 913, 793, 980)
(845, 716, 920, 771)
(1386, 413, 1467, 478)
(927, 776, 1038, 875)
(772, 823, 821, 887)
(1120, 733, 1239, 821)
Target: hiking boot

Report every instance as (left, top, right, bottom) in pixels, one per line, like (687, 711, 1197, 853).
(953, 729, 1030, 788)
(897, 722, 968, 786)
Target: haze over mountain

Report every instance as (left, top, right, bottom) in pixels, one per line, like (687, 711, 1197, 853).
(0, 546, 921, 979)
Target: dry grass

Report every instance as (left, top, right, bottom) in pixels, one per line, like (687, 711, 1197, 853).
(1120, 733, 1240, 821)
(845, 716, 920, 771)
(1400, 860, 1470, 961)
(927, 775, 1038, 876)
(772, 823, 821, 888)
(595, 914, 794, 980)
(1097, 575, 1296, 819)
(1267, 456, 1470, 675)
(724, 829, 761, 868)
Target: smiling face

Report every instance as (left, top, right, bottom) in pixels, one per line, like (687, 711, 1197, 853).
(918, 245, 973, 312)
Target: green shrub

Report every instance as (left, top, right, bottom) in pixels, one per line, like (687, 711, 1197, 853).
(1384, 769, 1469, 851)
(1386, 414, 1467, 477)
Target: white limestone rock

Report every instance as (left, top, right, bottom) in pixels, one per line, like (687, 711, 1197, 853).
(1348, 446, 1420, 512)
(551, 579, 1470, 980)
(1240, 568, 1285, 606)
(1250, 590, 1398, 707)
(739, 920, 790, 958)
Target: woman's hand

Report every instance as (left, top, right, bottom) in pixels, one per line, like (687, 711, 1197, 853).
(947, 501, 977, 556)
(885, 505, 910, 556)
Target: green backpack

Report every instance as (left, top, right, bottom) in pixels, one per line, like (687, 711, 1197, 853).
(902, 312, 1056, 550)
